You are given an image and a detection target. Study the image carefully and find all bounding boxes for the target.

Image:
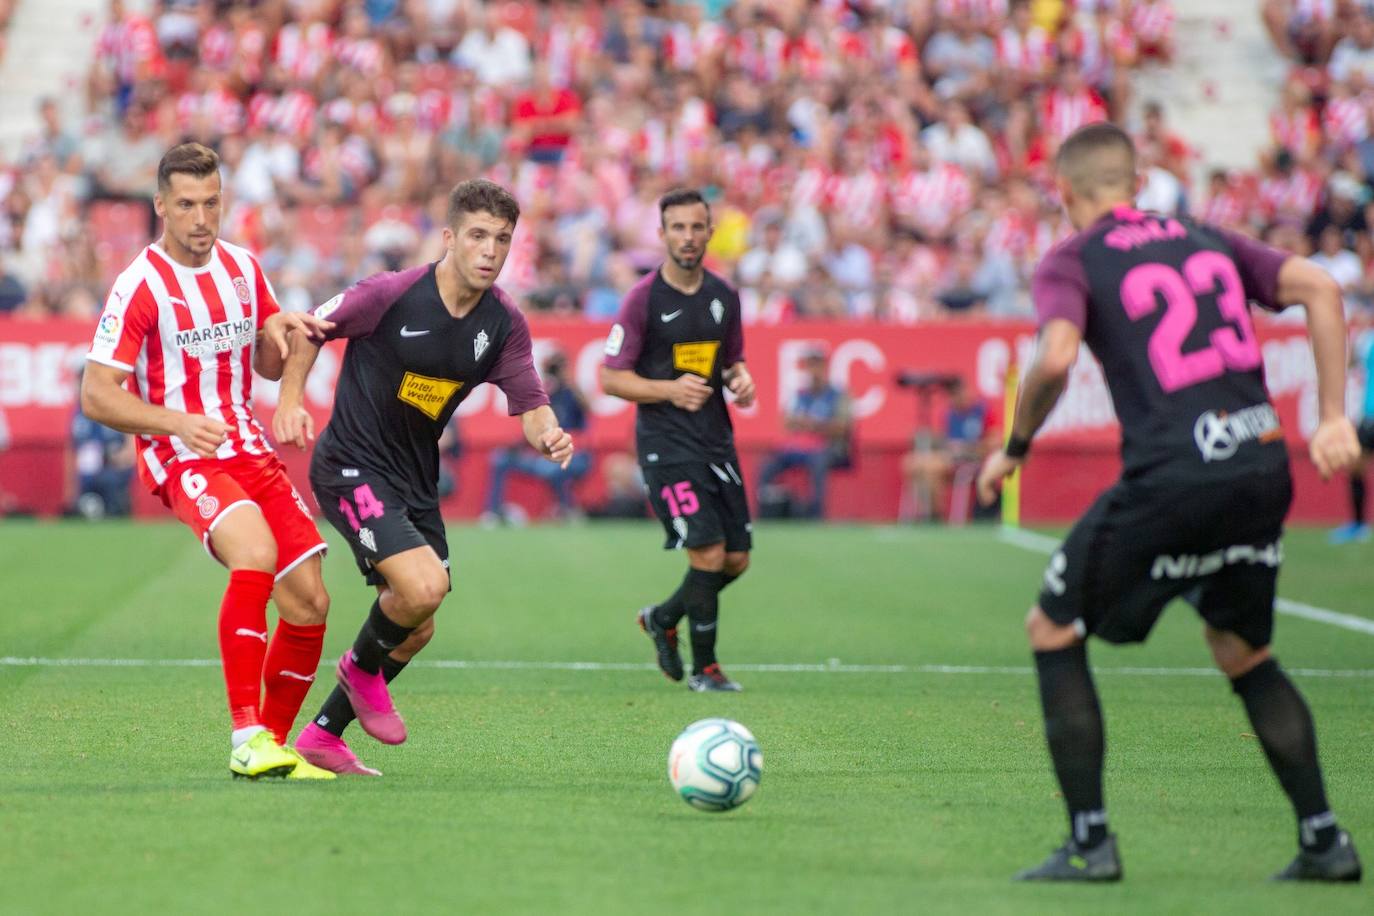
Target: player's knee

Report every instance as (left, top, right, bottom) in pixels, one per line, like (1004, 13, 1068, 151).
(1025, 606, 1080, 651)
(724, 552, 750, 578)
(1204, 625, 1269, 679)
(689, 543, 726, 572)
(296, 587, 330, 626)
(399, 569, 449, 614)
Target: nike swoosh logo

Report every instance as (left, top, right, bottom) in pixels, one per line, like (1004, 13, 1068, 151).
(235, 628, 268, 642)
(400, 326, 430, 337)
(278, 670, 316, 683)
(232, 748, 252, 766)
(661, 310, 683, 322)
(692, 622, 717, 632)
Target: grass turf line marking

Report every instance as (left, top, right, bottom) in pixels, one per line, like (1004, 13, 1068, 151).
(2, 656, 1372, 679)
(995, 527, 1374, 637)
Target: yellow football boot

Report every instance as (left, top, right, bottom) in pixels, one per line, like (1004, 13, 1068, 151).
(283, 747, 338, 780)
(229, 730, 298, 780)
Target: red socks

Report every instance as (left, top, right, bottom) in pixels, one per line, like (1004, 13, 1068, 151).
(261, 620, 327, 744)
(218, 569, 275, 729)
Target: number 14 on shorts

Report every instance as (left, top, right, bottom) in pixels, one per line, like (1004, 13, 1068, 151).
(338, 484, 385, 532)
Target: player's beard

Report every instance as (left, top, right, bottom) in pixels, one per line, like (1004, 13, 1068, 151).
(670, 247, 703, 272)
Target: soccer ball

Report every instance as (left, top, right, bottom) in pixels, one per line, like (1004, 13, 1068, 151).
(667, 718, 762, 812)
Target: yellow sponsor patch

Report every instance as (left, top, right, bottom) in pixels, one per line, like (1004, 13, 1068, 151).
(672, 341, 719, 378)
(397, 371, 463, 420)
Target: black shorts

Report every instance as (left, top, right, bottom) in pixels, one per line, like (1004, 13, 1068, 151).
(311, 462, 449, 588)
(1038, 467, 1293, 647)
(1359, 419, 1374, 452)
(643, 460, 753, 553)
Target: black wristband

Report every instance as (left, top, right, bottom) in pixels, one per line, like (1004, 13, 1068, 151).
(1004, 434, 1031, 460)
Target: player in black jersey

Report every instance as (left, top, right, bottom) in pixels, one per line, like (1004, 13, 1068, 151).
(270, 179, 574, 775)
(601, 188, 757, 692)
(978, 124, 1362, 883)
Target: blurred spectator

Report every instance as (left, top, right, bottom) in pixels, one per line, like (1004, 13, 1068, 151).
(69, 369, 134, 519)
(586, 451, 647, 520)
(902, 377, 994, 523)
(1309, 224, 1366, 303)
(0, 254, 25, 312)
(452, 6, 531, 87)
(481, 350, 590, 523)
(511, 64, 582, 164)
(756, 349, 851, 519)
(922, 99, 998, 181)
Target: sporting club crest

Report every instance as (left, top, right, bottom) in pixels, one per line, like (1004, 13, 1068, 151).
(474, 329, 490, 360)
(709, 299, 724, 324)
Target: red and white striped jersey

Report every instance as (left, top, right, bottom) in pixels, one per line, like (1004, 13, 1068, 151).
(274, 21, 334, 82)
(1042, 88, 1109, 142)
(175, 88, 245, 138)
(1129, 1, 1176, 44)
(997, 25, 1054, 77)
(86, 241, 281, 492)
(891, 164, 974, 233)
(1270, 106, 1320, 155)
(1322, 94, 1370, 147)
(936, 0, 1009, 28)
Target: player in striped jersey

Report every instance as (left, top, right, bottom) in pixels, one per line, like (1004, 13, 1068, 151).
(81, 143, 338, 780)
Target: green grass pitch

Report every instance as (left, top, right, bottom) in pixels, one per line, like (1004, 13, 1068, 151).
(0, 520, 1370, 914)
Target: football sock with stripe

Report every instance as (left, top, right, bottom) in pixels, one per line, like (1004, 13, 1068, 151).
(683, 569, 726, 674)
(261, 620, 327, 745)
(314, 655, 410, 738)
(1033, 644, 1109, 849)
(351, 599, 415, 674)
(218, 569, 275, 730)
(1230, 658, 1338, 853)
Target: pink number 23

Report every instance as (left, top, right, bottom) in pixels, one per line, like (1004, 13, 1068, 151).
(1119, 250, 1262, 393)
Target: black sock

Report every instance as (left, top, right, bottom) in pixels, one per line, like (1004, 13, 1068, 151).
(315, 655, 411, 737)
(720, 571, 740, 591)
(652, 575, 690, 631)
(1230, 658, 1337, 852)
(350, 599, 416, 674)
(681, 568, 726, 673)
(1352, 475, 1367, 526)
(1033, 644, 1108, 849)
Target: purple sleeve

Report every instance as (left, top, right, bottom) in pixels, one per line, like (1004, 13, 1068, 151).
(316, 265, 429, 340)
(721, 285, 744, 366)
(602, 274, 652, 370)
(1031, 244, 1091, 331)
(488, 292, 550, 416)
(1216, 227, 1291, 312)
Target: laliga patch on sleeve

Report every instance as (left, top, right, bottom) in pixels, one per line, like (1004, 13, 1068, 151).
(604, 323, 625, 357)
(94, 312, 121, 346)
(314, 293, 343, 320)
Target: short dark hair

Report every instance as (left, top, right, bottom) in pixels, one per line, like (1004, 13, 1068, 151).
(1055, 122, 1136, 199)
(447, 178, 520, 228)
(658, 187, 711, 226)
(157, 143, 220, 192)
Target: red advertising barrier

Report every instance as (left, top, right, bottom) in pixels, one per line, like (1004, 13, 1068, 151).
(0, 315, 1364, 522)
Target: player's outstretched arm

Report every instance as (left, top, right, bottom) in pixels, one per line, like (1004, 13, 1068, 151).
(600, 367, 712, 412)
(976, 318, 1081, 505)
(520, 404, 574, 469)
(81, 362, 230, 459)
(271, 330, 325, 450)
(254, 312, 334, 381)
(1276, 257, 1362, 478)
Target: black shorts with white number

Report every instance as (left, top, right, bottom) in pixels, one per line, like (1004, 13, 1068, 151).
(1038, 466, 1292, 647)
(643, 459, 753, 553)
(310, 460, 450, 588)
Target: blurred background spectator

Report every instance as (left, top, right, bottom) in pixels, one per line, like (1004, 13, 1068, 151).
(757, 348, 851, 519)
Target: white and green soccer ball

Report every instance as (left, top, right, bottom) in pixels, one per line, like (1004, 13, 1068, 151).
(667, 718, 762, 812)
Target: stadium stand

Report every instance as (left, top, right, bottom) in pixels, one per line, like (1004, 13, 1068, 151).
(1, 0, 1189, 323)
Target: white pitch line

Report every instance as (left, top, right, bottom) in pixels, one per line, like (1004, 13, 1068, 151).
(1, 656, 1372, 679)
(995, 527, 1374, 636)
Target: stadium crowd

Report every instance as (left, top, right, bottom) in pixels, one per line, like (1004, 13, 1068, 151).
(1, 0, 1284, 328)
